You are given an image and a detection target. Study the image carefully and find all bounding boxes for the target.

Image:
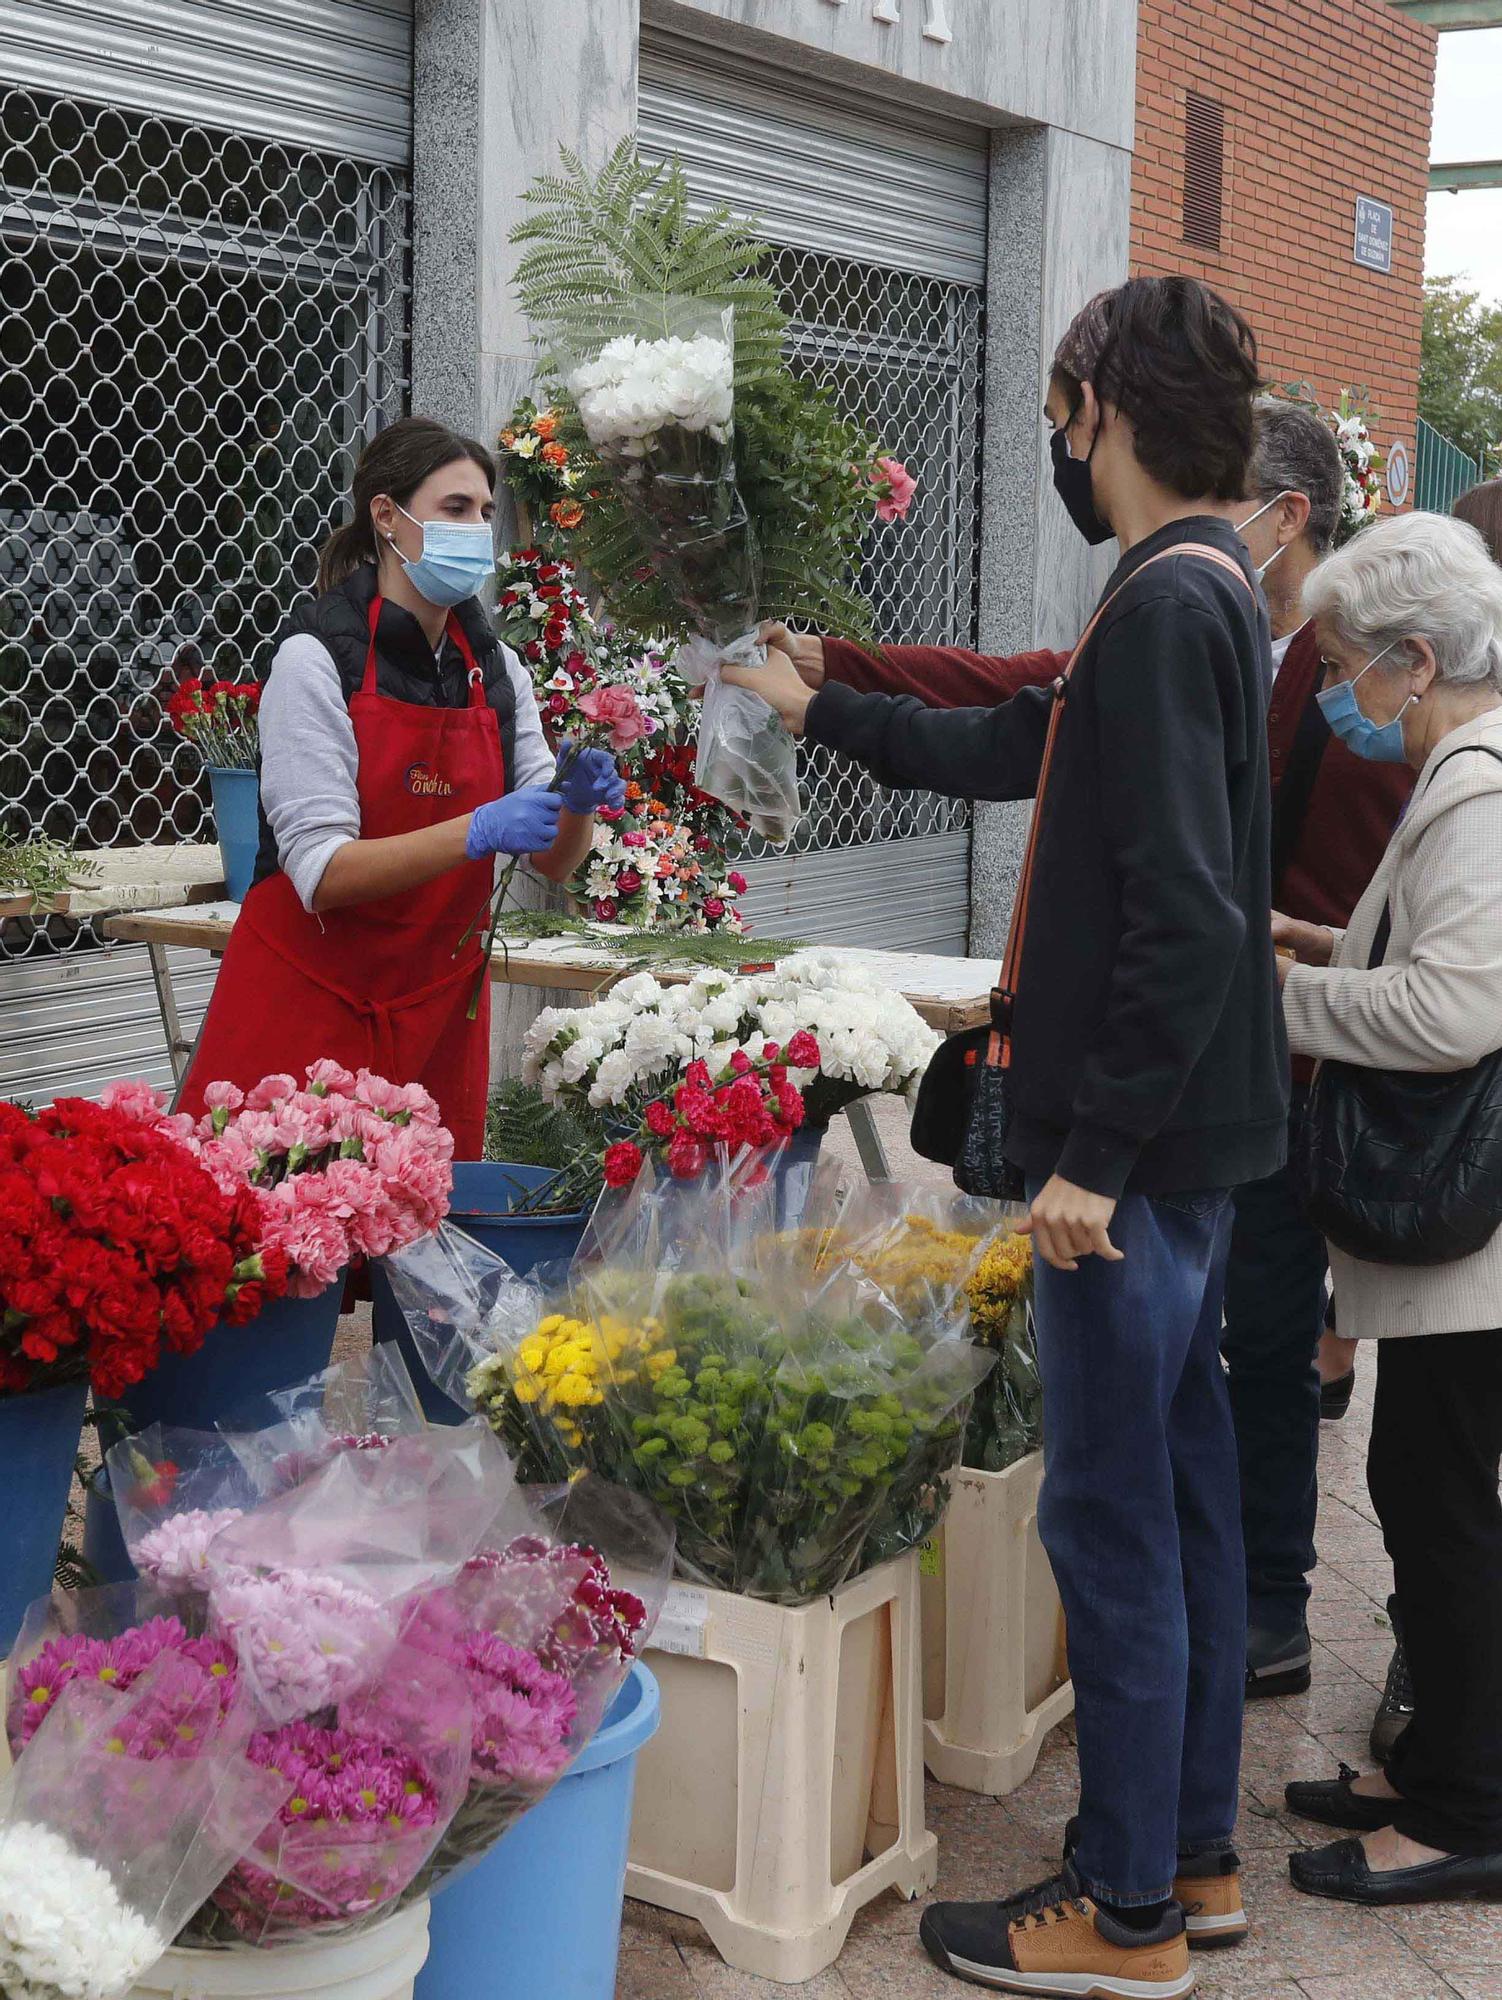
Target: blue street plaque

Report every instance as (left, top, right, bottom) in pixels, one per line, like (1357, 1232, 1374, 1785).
(1354, 196, 1394, 275)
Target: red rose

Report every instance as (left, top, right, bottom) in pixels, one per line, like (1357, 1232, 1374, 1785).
(603, 1141, 645, 1190)
(728, 871, 748, 894)
(592, 899, 618, 923)
(616, 868, 644, 896)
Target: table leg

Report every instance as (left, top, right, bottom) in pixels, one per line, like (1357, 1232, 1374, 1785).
(146, 940, 195, 1089)
(845, 1097, 892, 1182)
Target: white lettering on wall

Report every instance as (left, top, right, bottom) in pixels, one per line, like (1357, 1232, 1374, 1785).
(823, 0, 954, 36)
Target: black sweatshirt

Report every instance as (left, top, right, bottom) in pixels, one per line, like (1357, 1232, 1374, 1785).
(805, 516, 1290, 1199)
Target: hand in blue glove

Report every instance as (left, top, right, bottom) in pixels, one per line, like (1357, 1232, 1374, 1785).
(465, 788, 563, 860)
(556, 743, 628, 816)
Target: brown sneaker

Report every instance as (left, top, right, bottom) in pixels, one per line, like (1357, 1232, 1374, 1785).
(919, 1866, 1195, 1997)
(1062, 1818, 1246, 1954)
(1173, 1850, 1248, 1949)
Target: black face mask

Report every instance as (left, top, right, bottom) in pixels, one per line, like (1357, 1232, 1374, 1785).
(1049, 420, 1114, 547)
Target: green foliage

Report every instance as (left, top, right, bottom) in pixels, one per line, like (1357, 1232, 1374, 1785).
(1421, 275, 1502, 474)
(0, 830, 94, 903)
(483, 1077, 605, 1216)
(510, 141, 884, 642)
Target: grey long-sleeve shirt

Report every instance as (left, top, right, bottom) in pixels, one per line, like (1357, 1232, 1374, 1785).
(257, 632, 556, 909)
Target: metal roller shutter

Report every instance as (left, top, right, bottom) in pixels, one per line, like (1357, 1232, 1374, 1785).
(639, 28, 988, 956)
(0, 0, 413, 164)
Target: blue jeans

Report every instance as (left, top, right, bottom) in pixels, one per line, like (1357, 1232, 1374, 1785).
(1033, 1187, 1244, 1905)
(1220, 1085, 1327, 1637)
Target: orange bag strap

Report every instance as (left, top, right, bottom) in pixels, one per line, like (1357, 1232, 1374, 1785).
(986, 543, 1253, 1064)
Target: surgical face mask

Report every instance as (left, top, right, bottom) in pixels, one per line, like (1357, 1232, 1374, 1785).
(1315, 640, 1416, 763)
(384, 501, 495, 608)
(1049, 417, 1114, 547)
(1233, 491, 1293, 582)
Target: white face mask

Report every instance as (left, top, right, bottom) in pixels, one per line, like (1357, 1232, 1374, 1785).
(1234, 491, 1293, 582)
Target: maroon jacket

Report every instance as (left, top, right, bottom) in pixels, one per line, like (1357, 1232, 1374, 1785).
(824, 625, 1414, 1082)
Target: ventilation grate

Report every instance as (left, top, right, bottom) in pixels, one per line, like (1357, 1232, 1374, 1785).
(1182, 92, 1225, 252)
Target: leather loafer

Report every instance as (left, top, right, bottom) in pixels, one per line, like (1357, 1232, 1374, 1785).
(1291, 1836, 1502, 1905)
(1285, 1764, 1399, 1832)
(1320, 1369, 1356, 1421)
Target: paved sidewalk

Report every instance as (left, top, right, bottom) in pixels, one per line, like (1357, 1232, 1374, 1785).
(619, 1304, 1497, 1996)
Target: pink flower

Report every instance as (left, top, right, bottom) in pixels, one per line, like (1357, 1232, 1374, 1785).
(702, 897, 725, 920)
(785, 1030, 821, 1071)
(576, 684, 649, 752)
(99, 1079, 165, 1122)
(135, 1506, 245, 1591)
(728, 871, 748, 894)
(620, 830, 649, 849)
(212, 1569, 388, 1719)
(201, 1081, 245, 1114)
(873, 456, 918, 523)
(244, 1073, 298, 1112)
(593, 898, 618, 923)
(616, 868, 644, 897)
(352, 1070, 408, 1117)
(304, 1059, 355, 1096)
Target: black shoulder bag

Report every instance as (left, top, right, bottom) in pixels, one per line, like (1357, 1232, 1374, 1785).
(1296, 743, 1502, 1265)
(910, 543, 1255, 1198)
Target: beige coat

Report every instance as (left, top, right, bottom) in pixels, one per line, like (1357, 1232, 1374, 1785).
(1282, 707, 1502, 1339)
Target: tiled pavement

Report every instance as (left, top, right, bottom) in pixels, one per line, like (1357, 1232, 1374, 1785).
(619, 1122, 1493, 1997)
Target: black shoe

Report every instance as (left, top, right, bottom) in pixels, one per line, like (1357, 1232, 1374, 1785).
(1245, 1619, 1312, 1699)
(1320, 1369, 1356, 1421)
(1370, 1594, 1415, 1764)
(1290, 1835, 1502, 1905)
(1285, 1763, 1399, 1832)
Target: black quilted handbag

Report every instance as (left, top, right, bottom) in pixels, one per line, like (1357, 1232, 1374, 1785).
(1296, 744, 1502, 1266)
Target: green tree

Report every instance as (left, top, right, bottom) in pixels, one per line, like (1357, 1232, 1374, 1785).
(1421, 275, 1502, 473)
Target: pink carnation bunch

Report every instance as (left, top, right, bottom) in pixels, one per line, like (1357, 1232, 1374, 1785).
(188, 1064, 454, 1296)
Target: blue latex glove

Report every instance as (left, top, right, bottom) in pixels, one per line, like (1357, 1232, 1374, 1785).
(465, 788, 563, 860)
(556, 743, 628, 816)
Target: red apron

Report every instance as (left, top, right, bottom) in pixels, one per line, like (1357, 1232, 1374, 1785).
(180, 600, 503, 1158)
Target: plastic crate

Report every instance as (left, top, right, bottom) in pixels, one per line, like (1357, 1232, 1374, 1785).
(626, 1554, 937, 1983)
(920, 1455, 1074, 1794)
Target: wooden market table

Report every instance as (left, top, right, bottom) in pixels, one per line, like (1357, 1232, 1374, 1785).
(102, 903, 999, 1175)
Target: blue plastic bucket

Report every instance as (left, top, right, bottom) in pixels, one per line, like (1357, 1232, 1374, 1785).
(0, 1378, 88, 1654)
(207, 766, 261, 904)
(418, 1661, 660, 2000)
(114, 1281, 344, 1433)
(372, 1162, 589, 1425)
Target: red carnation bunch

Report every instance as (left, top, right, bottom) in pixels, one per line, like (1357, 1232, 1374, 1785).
(603, 1039, 816, 1190)
(166, 676, 262, 772)
(0, 1091, 286, 1402)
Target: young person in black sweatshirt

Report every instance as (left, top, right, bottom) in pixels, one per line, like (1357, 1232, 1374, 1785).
(723, 277, 1288, 1999)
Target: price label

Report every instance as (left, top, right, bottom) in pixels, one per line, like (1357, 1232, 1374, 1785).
(919, 1537, 943, 1579)
(651, 1583, 710, 1657)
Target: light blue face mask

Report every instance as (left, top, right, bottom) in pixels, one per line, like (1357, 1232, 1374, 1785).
(386, 501, 495, 608)
(1316, 639, 1416, 764)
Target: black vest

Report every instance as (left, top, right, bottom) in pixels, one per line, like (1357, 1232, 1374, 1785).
(252, 565, 519, 887)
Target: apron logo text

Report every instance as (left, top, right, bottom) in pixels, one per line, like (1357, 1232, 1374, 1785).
(405, 763, 454, 798)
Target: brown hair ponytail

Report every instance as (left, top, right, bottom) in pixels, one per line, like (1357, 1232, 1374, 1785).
(317, 416, 497, 593)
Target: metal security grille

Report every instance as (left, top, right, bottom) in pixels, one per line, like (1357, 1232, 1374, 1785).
(769, 244, 982, 859)
(0, 83, 410, 959)
(1415, 416, 1481, 514)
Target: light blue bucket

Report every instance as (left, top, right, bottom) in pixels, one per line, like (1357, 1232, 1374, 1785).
(207, 765, 260, 903)
(418, 1660, 660, 2000)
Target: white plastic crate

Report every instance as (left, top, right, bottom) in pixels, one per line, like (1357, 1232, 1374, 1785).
(626, 1553, 937, 1984)
(920, 1455, 1074, 1794)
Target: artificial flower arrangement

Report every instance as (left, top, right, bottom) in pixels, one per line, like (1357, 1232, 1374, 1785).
(0, 1345, 670, 1988)
(388, 1160, 1002, 1604)
(166, 676, 263, 771)
(510, 142, 916, 841)
(523, 956, 939, 1133)
(0, 1091, 284, 1401)
(1282, 381, 1386, 545)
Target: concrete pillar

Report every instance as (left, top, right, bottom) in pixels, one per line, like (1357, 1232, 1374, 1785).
(968, 124, 1132, 959)
(410, 0, 640, 1083)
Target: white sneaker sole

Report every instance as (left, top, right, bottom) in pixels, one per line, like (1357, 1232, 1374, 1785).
(941, 1958, 1196, 1999)
(1185, 1907, 1247, 1945)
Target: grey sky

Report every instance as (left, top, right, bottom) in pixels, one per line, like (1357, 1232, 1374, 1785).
(1425, 27, 1502, 304)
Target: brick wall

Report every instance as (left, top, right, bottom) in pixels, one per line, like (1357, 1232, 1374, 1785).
(1132, 0, 1436, 485)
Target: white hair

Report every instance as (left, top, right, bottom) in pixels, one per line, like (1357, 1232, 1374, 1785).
(1302, 512, 1502, 691)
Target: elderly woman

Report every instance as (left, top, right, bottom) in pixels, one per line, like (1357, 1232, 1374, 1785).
(1273, 511, 1502, 1906)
